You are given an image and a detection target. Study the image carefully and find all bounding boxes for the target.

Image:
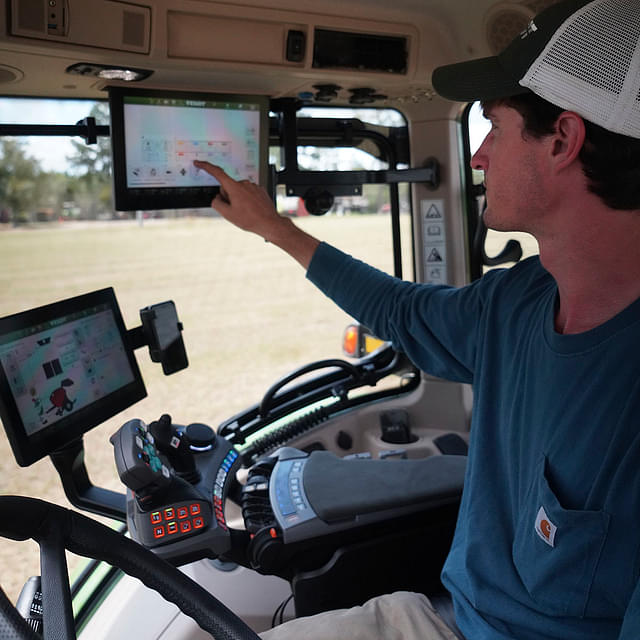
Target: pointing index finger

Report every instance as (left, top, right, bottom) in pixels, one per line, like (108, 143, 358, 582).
(193, 161, 236, 189)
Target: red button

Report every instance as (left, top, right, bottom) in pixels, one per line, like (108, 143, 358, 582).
(180, 520, 192, 533)
(177, 506, 189, 519)
(153, 526, 165, 539)
(150, 512, 162, 524)
(167, 521, 178, 535)
(190, 503, 201, 516)
(164, 507, 175, 520)
(193, 517, 204, 529)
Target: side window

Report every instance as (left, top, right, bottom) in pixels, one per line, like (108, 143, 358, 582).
(467, 102, 539, 273)
(272, 107, 413, 280)
(0, 98, 112, 224)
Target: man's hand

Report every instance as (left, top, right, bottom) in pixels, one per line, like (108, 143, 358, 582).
(194, 161, 320, 269)
(194, 161, 282, 240)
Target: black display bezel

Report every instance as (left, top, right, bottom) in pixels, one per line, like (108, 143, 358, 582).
(0, 288, 147, 466)
(108, 87, 269, 211)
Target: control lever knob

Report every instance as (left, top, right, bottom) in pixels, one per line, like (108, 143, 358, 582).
(148, 414, 173, 453)
(148, 414, 200, 484)
(186, 422, 216, 451)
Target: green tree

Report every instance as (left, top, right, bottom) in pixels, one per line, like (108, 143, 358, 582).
(0, 139, 41, 222)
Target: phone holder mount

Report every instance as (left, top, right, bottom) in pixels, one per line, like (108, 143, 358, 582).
(127, 300, 188, 376)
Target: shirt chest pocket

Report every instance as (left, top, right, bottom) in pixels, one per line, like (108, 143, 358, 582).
(511, 457, 610, 618)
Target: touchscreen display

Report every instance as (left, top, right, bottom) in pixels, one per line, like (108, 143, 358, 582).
(0, 289, 146, 466)
(123, 95, 261, 189)
(0, 305, 134, 436)
(109, 88, 269, 211)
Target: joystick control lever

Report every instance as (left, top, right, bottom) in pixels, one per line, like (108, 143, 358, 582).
(148, 414, 200, 483)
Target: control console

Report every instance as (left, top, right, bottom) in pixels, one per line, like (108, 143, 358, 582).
(111, 415, 241, 563)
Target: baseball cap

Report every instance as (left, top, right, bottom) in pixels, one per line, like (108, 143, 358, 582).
(432, 0, 640, 139)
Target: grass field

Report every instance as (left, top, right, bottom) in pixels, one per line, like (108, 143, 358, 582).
(0, 215, 534, 603)
(0, 213, 413, 602)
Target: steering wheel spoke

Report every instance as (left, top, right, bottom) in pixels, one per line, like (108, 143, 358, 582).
(40, 529, 76, 640)
(0, 496, 261, 640)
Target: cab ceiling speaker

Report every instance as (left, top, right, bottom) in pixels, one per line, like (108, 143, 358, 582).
(0, 65, 24, 85)
(484, 3, 535, 55)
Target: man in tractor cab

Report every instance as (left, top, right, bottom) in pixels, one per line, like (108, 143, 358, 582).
(195, 0, 640, 638)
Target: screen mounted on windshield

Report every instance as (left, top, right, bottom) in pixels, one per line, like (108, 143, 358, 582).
(109, 87, 269, 211)
(0, 288, 146, 466)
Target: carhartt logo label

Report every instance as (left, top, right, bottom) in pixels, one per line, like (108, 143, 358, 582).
(520, 20, 538, 39)
(534, 506, 557, 547)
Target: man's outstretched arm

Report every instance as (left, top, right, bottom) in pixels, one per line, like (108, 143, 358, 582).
(194, 161, 320, 270)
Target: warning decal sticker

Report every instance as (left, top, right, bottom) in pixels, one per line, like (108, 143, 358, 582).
(421, 199, 447, 284)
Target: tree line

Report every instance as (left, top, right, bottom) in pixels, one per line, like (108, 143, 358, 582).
(0, 103, 114, 224)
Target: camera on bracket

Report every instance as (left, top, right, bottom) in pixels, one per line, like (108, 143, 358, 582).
(303, 187, 335, 215)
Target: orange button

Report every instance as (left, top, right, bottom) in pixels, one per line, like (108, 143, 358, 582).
(190, 503, 201, 516)
(177, 506, 189, 519)
(180, 520, 192, 533)
(153, 526, 165, 539)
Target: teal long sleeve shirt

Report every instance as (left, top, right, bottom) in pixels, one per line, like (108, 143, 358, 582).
(307, 242, 640, 640)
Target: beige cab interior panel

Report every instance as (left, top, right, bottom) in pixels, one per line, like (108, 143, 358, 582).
(166, 4, 419, 77)
(167, 12, 305, 66)
(9, 0, 151, 54)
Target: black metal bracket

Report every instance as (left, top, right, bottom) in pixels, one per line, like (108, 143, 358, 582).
(268, 97, 438, 278)
(279, 165, 439, 197)
(0, 120, 110, 143)
(49, 438, 126, 522)
(270, 98, 440, 195)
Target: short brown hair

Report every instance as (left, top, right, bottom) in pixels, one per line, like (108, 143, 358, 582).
(482, 93, 640, 210)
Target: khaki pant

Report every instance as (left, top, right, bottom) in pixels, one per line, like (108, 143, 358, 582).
(260, 592, 461, 640)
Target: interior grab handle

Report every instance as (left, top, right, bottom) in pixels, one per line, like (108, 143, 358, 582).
(259, 359, 360, 418)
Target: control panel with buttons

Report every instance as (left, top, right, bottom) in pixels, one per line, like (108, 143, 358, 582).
(140, 498, 210, 547)
(111, 416, 241, 558)
(270, 457, 315, 530)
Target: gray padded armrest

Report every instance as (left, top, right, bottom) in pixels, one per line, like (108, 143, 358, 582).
(303, 452, 466, 522)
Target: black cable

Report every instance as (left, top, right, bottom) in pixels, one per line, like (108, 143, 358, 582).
(271, 599, 285, 628)
(279, 595, 294, 625)
(271, 594, 294, 628)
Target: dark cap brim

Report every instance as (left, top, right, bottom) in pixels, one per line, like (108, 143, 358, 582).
(432, 55, 530, 102)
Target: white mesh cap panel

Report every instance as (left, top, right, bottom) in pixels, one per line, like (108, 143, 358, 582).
(520, 0, 640, 138)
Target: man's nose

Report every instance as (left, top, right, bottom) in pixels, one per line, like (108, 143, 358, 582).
(471, 146, 486, 172)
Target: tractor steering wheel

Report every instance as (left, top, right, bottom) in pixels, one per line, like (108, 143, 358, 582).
(0, 496, 261, 640)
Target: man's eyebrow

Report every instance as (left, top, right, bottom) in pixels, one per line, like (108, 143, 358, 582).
(482, 106, 497, 121)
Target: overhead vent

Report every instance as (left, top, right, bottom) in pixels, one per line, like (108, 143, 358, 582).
(313, 29, 408, 74)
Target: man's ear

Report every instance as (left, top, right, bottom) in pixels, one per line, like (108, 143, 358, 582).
(550, 111, 586, 172)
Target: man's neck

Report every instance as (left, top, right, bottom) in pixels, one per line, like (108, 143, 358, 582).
(537, 207, 640, 334)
